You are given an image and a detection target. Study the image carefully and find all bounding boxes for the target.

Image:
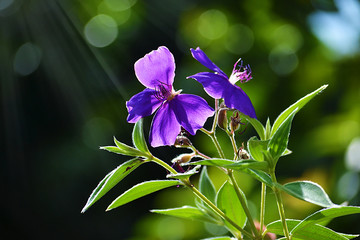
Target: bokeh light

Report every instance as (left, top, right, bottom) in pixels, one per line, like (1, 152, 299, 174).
(268, 46, 298, 75)
(198, 9, 228, 40)
(84, 14, 118, 48)
(13, 42, 42, 76)
(224, 24, 254, 55)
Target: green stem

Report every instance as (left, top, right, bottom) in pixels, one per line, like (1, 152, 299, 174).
(270, 170, 291, 240)
(228, 171, 260, 238)
(229, 132, 238, 160)
(151, 156, 251, 239)
(200, 128, 225, 159)
(151, 156, 178, 175)
(260, 183, 266, 235)
(184, 180, 253, 239)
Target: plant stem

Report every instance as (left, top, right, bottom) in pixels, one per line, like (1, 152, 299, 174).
(151, 156, 178, 175)
(228, 170, 260, 238)
(200, 128, 225, 159)
(229, 132, 238, 160)
(260, 183, 266, 235)
(184, 180, 253, 239)
(270, 170, 291, 240)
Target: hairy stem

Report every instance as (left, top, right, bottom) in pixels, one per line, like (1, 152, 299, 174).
(200, 128, 225, 159)
(228, 171, 260, 238)
(260, 183, 266, 235)
(270, 170, 291, 240)
(184, 180, 253, 239)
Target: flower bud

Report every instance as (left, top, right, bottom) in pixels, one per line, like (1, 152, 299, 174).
(217, 108, 228, 130)
(174, 135, 192, 148)
(230, 111, 242, 133)
(238, 148, 250, 160)
(171, 153, 194, 164)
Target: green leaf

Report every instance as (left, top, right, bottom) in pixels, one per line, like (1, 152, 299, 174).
(100, 137, 146, 157)
(291, 206, 360, 235)
(278, 181, 335, 208)
(107, 180, 180, 210)
(243, 115, 266, 140)
(271, 85, 328, 136)
(268, 108, 297, 163)
(267, 219, 357, 240)
(265, 118, 271, 139)
(81, 158, 145, 213)
(216, 181, 247, 230)
(189, 159, 268, 171)
(132, 119, 150, 154)
(199, 166, 217, 203)
(243, 169, 274, 187)
(167, 165, 201, 180)
(247, 136, 269, 162)
(189, 159, 235, 167)
(151, 206, 218, 223)
(224, 160, 269, 171)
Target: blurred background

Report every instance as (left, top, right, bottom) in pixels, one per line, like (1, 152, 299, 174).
(1, 0, 360, 239)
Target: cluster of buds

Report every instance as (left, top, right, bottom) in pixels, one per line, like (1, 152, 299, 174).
(217, 102, 247, 135)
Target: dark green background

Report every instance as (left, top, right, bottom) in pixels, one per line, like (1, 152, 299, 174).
(1, 0, 360, 239)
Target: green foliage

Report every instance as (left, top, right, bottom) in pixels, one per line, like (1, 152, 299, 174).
(166, 165, 201, 180)
(270, 85, 328, 137)
(81, 158, 145, 213)
(199, 167, 217, 203)
(278, 181, 335, 208)
(247, 137, 269, 162)
(151, 206, 219, 224)
(190, 159, 269, 172)
(216, 181, 247, 231)
(243, 115, 266, 140)
(267, 219, 358, 240)
(107, 180, 181, 211)
(132, 119, 150, 154)
(290, 206, 360, 234)
(267, 109, 296, 165)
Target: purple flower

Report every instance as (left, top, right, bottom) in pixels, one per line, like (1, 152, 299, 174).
(126, 46, 214, 147)
(187, 47, 256, 119)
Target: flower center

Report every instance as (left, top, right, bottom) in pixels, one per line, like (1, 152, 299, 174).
(229, 58, 252, 85)
(154, 83, 181, 102)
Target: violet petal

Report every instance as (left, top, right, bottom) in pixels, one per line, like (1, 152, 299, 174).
(187, 72, 230, 99)
(134, 46, 175, 90)
(126, 88, 162, 123)
(224, 85, 257, 119)
(171, 94, 214, 135)
(190, 47, 227, 77)
(149, 102, 181, 147)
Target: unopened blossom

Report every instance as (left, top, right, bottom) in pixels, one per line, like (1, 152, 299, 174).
(126, 46, 214, 147)
(187, 47, 256, 119)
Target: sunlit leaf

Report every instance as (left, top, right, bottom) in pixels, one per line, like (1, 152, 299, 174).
(216, 181, 247, 230)
(265, 118, 271, 140)
(243, 169, 274, 187)
(291, 206, 360, 235)
(167, 165, 201, 180)
(271, 85, 328, 136)
(107, 180, 181, 210)
(243, 115, 266, 140)
(268, 109, 297, 163)
(189, 159, 234, 167)
(247, 136, 269, 162)
(132, 119, 150, 155)
(151, 205, 218, 223)
(100, 137, 146, 157)
(267, 219, 357, 240)
(199, 166, 217, 203)
(278, 181, 335, 208)
(81, 158, 145, 213)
